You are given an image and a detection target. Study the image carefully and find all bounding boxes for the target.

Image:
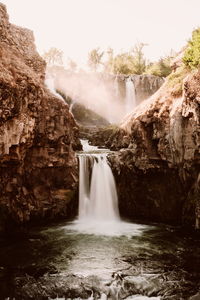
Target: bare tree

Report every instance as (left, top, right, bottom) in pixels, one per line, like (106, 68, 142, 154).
(43, 47, 63, 66)
(88, 48, 104, 71)
(131, 42, 147, 74)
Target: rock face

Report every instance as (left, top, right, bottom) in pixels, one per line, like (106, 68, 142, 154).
(114, 74, 165, 105)
(109, 71, 200, 227)
(0, 4, 80, 232)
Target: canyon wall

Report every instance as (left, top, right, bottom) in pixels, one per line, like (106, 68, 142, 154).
(109, 71, 200, 227)
(0, 4, 80, 232)
(113, 74, 164, 105)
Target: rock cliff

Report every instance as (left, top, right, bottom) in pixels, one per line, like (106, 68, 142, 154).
(0, 4, 80, 232)
(109, 69, 200, 227)
(114, 74, 164, 105)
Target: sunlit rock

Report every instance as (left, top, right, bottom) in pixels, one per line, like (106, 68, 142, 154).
(109, 70, 200, 227)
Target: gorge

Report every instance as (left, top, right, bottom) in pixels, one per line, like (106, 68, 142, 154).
(0, 2, 200, 300)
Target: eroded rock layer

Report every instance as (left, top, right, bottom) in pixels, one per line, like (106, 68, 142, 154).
(109, 71, 200, 227)
(0, 4, 80, 232)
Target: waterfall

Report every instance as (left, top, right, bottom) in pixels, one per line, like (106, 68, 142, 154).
(78, 154, 92, 219)
(78, 153, 120, 221)
(125, 77, 136, 113)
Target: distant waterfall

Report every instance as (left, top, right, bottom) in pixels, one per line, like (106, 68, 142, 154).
(125, 77, 136, 113)
(78, 153, 120, 221)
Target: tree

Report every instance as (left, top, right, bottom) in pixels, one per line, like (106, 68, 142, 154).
(112, 52, 134, 75)
(131, 42, 147, 75)
(183, 28, 200, 69)
(43, 47, 63, 66)
(88, 48, 104, 71)
(146, 56, 172, 77)
(107, 42, 147, 75)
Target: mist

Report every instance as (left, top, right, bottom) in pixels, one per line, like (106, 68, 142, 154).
(45, 67, 126, 124)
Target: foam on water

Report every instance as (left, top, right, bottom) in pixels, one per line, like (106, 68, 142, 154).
(63, 219, 151, 237)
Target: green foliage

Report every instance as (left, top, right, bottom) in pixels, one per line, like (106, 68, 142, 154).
(43, 47, 63, 66)
(109, 42, 147, 75)
(183, 28, 200, 69)
(88, 48, 104, 71)
(167, 66, 188, 96)
(86, 43, 176, 76)
(146, 57, 172, 77)
(131, 42, 147, 74)
(112, 52, 134, 75)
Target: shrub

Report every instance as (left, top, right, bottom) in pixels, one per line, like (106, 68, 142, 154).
(183, 28, 200, 69)
(167, 66, 189, 97)
(146, 57, 172, 77)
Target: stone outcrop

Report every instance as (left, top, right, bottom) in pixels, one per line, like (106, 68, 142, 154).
(108, 70, 200, 227)
(0, 4, 80, 232)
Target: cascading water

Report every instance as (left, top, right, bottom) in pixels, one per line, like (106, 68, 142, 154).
(125, 77, 136, 113)
(90, 154, 119, 220)
(77, 139, 120, 223)
(78, 153, 120, 221)
(71, 140, 149, 236)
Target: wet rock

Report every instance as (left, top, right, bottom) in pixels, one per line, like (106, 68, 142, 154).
(85, 125, 121, 149)
(190, 292, 200, 300)
(13, 274, 100, 300)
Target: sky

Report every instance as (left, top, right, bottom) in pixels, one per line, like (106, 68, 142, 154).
(1, 0, 200, 68)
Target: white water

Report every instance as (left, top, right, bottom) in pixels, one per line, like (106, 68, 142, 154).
(47, 140, 160, 300)
(125, 77, 136, 114)
(78, 153, 119, 221)
(64, 140, 151, 236)
(81, 139, 99, 152)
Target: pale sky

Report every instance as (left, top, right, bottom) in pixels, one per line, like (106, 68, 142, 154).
(1, 0, 200, 67)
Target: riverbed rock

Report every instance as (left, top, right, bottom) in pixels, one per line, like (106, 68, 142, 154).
(109, 69, 200, 227)
(0, 4, 80, 232)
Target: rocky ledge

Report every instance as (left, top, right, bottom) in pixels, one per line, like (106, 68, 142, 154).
(0, 4, 81, 233)
(108, 70, 200, 228)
